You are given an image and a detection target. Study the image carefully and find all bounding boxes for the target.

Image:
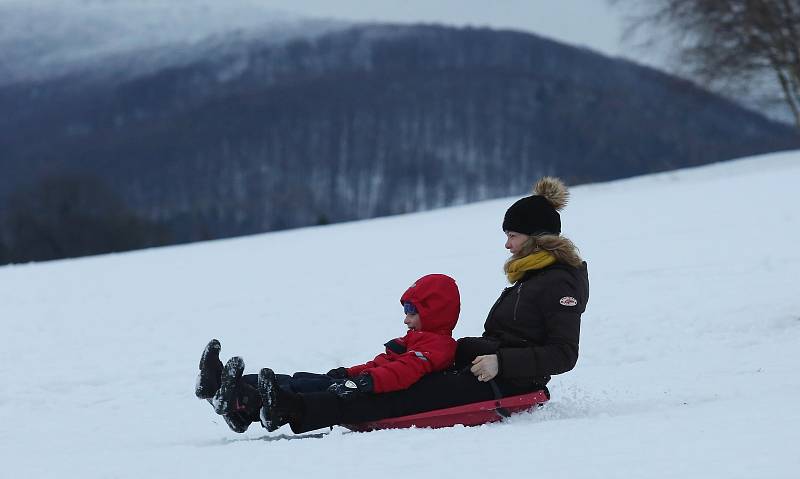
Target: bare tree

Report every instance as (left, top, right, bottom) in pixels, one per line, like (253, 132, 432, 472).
(618, 0, 800, 127)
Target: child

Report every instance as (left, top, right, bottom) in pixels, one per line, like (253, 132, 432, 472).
(195, 273, 460, 433)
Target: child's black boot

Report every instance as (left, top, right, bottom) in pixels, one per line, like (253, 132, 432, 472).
(195, 339, 223, 399)
(213, 356, 248, 414)
(221, 382, 262, 433)
(257, 368, 302, 432)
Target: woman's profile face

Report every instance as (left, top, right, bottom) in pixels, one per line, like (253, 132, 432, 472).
(504, 231, 530, 255)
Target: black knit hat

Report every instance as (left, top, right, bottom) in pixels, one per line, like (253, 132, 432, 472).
(503, 195, 560, 235)
(502, 177, 569, 236)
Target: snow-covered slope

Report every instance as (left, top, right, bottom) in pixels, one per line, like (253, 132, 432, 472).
(2, 151, 799, 478)
(0, 0, 348, 84)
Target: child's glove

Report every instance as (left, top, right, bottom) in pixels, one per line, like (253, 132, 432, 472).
(326, 367, 349, 379)
(327, 373, 374, 399)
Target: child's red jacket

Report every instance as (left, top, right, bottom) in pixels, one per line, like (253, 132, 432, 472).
(346, 274, 460, 393)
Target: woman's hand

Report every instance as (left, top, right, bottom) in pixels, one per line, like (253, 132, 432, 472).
(470, 354, 499, 382)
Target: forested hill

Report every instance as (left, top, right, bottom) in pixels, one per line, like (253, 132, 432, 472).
(1, 24, 798, 263)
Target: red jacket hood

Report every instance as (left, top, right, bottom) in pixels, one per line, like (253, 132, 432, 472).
(400, 274, 460, 335)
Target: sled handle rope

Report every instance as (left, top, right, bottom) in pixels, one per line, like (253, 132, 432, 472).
(488, 380, 511, 419)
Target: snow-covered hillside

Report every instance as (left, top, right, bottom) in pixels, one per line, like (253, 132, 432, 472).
(0, 0, 625, 77)
(2, 152, 799, 478)
(0, 0, 348, 84)
(0, 0, 642, 87)
(3, 0, 789, 123)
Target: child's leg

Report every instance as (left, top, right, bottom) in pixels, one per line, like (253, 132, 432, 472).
(243, 371, 334, 394)
(289, 372, 335, 393)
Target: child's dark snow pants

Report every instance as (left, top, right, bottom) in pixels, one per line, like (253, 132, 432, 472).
(242, 371, 335, 394)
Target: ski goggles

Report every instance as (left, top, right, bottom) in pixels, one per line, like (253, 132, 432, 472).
(403, 301, 418, 315)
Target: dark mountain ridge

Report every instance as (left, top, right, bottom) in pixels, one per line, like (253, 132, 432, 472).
(1, 24, 797, 263)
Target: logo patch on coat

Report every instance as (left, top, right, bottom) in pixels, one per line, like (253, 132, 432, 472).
(559, 296, 578, 307)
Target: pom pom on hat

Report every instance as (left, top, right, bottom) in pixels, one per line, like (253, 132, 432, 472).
(533, 177, 569, 211)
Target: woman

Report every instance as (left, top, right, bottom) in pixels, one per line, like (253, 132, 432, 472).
(200, 176, 589, 433)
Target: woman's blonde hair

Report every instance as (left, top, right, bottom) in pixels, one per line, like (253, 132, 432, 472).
(503, 234, 583, 273)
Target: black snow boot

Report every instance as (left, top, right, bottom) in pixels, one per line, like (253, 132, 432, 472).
(195, 339, 223, 400)
(257, 368, 302, 432)
(212, 357, 262, 433)
(223, 411, 252, 434)
(211, 356, 244, 414)
(221, 382, 263, 433)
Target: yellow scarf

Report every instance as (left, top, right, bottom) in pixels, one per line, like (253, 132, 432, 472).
(505, 250, 557, 283)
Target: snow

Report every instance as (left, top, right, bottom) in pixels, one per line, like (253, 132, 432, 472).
(2, 151, 800, 477)
(0, 0, 350, 84)
(0, 0, 643, 86)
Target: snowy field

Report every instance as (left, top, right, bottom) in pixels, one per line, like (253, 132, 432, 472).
(2, 151, 799, 478)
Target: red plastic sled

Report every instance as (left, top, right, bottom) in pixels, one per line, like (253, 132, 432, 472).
(343, 390, 549, 432)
